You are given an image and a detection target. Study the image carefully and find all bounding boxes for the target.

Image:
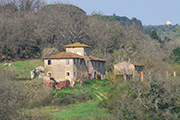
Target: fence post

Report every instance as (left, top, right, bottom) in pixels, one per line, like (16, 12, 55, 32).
(149, 72, 151, 81)
(166, 71, 169, 80)
(133, 70, 135, 81)
(173, 71, 176, 77)
(141, 71, 143, 82)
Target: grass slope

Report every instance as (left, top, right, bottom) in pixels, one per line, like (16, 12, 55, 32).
(1, 59, 113, 119)
(48, 79, 112, 119)
(52, 101, 106, 120)
(22, 79, 112, 119)
(0, 59, 44, 79)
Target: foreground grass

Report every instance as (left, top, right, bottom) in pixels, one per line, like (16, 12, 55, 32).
(22, 79, 112, 119)
(50, 79, 112, 119)
(4, 59, 112, 119)
(51, 100, 107, 120)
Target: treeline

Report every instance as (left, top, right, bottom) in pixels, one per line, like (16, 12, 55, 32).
(91, 13, 143, 30)
(0, 1, 91, 61)
(144, 24, 179, 41)
(96, 14, 180, 42)
(0, 0, 159, 65)
(1, 1, 180, 72)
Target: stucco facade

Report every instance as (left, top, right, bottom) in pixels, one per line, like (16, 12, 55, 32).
(43, 42, 106, 84)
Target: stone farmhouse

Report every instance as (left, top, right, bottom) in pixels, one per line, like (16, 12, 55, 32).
(114, 61, 144, 81)
(43, 42, 106, 85)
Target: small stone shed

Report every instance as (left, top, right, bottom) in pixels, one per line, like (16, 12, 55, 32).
(114, 61, 144, 81)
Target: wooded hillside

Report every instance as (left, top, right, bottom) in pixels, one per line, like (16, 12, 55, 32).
(1, 1, 180, 71)
(1, 1, 180, 120)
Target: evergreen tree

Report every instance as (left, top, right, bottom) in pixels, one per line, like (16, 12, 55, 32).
(169, 47, 180, 64)
(151, 30, 159, 40)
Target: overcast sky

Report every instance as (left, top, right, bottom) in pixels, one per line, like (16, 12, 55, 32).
(46, 0, 180, 25)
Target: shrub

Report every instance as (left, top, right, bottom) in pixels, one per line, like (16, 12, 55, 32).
(20, 79, 52, 108)
(0, 68, 24, 120)
(53, 92, 93, 106)
(97, 74, 101, 80)
(99, 74, 180, 119)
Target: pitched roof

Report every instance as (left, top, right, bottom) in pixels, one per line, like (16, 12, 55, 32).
(114, 61, 144, 67)
(131, 62, 144, 66)
(43, 52, 85, 59)
(65, 42, 91, 48)
(89, 56, 107, 62)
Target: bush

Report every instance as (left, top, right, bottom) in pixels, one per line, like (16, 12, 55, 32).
(97, 74, 101, 80)
(53, 92, 93, 106)
(0, 68, 24, 120)
(20, 79, 52, 108)
(99, 74, 180, 120)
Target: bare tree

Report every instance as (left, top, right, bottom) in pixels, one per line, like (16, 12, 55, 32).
(0, 68, 24, 119)
(99, 73, 180, 120)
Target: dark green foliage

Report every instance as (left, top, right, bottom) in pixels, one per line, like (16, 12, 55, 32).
(151, 30, 159, 40)
(176, 25, 180, 37)
(169, 47, 180, 64)
(144, 24, 178, 41)
(42, 4, 86, 14)
(151, 30, 163, 44)
(91, 13, 143, 30)
(97, 74, 101, 80)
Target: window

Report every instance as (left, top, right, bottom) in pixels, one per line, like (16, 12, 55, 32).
(98, 62, 100, 67)
(66, 72, 70, 76)
(102, 62, 105, 67)
(74, 59, 77, 63)
(48, 60, 51, 65)
(80, 59, 82, 65)
(66, 59, 69, 65)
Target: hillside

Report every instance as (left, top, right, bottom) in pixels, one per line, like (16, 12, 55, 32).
(0, 59, 112, 119)
(1, 59, 180, 119)
(1, 2, 180, 119)
(90, 13, 143, 30)
(143, 24, 179, 41)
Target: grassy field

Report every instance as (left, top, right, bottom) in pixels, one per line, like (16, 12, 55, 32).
(0, 59, 44, 79)
(20, 79, 112, 119)
(51, 100, 107, 120)
(49, 79, 112, 119)
(1, 59, 113, 119)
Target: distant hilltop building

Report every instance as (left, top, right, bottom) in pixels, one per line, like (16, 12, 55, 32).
(166, 20, 171, 25)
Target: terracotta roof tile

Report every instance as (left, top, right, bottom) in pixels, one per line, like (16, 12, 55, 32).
(43, 52, 85, 59)
(89, 56, 107, 62)
(65, 42, 91, 48)
(131, 62, 144, 66)
(114, 61, 144, 67)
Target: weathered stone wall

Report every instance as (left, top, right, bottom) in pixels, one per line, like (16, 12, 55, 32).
(66, 47, 84, 56)
(44, 59, 74, 82)
(73, 59, 89, 81)
(114, 62, 135, 75)
(91, 61, 106, 79)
